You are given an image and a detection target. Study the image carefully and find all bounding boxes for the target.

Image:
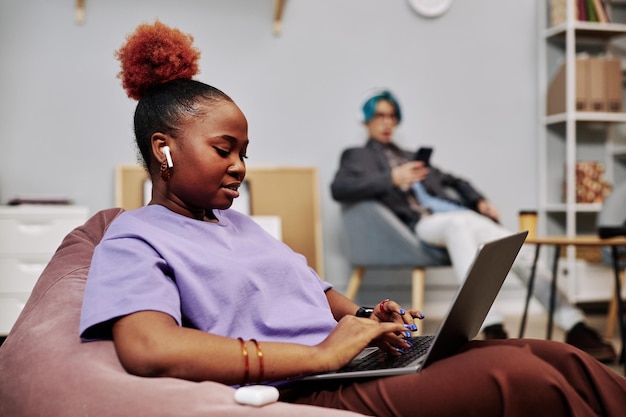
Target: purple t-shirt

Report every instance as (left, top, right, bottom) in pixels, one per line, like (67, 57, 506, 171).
(80, 206, 336, 346)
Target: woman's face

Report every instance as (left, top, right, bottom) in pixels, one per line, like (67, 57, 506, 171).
(154, 100, 249, 220)
(365, 99, 398, 144)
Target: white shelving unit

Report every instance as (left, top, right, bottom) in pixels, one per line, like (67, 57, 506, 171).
(538, 1, 626, 303)
(0, 205, 88, 335)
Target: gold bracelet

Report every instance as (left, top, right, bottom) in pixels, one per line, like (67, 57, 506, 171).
(237, 337, 249, 385)
(250, 339, 264, 383)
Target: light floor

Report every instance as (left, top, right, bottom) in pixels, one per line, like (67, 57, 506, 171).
(420, 311, 624, 377)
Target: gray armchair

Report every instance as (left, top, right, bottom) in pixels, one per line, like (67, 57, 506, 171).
(340, 200, 451, 324)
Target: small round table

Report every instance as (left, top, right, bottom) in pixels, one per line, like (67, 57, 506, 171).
(519, 235, 626, 373)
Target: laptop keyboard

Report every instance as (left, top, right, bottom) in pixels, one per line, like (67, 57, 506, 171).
(337, 335, 435, 373)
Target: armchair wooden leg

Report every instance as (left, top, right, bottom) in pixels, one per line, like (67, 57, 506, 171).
(605, 270, 624, 339)
(411, 268, 426, 335)
(345, 267, 365, 301)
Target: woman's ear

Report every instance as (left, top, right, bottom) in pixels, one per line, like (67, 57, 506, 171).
(151, 133, 170, 166)
(152, 133, 175, 182)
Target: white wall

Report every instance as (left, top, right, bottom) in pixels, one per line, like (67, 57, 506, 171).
(0, 0, 539, 299)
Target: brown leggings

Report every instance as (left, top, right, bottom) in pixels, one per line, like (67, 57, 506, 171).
(281, 339, 626, 417)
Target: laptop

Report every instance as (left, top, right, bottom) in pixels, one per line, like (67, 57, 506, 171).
(301, 231, 527, 381)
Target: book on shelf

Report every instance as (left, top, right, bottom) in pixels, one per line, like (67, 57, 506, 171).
(550, 0, 567, 25)
(592, 0, 609, 22)
(579, 0, 588, 21)
(550, 0, 611, 25)
(586, 0, 599, 21)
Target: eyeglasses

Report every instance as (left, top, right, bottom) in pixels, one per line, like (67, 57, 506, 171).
(372, 112, 398, 122)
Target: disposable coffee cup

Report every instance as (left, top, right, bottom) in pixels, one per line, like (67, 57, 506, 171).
(519, 210, 538, 239)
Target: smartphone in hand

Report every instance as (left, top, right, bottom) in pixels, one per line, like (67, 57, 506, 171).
(413, 147, 433, 166)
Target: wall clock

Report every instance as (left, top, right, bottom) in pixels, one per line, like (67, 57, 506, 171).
(407, 0, 453, 18)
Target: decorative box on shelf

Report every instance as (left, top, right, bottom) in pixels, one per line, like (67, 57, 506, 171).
(562, 161, 613, 203)
(0, 205, 89, 335)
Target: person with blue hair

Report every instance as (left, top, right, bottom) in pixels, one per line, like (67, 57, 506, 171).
(331, 89, 617, 363)
(361, 90, 403, 123)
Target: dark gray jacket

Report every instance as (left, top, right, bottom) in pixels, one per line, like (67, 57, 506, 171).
(330, 139, 486, 230)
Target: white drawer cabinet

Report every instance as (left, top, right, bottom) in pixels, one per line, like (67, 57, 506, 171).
(0, 205, 88, 335)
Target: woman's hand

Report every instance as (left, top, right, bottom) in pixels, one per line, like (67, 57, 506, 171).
(369, 299, 425, 354)
(315, 315, 409, 372)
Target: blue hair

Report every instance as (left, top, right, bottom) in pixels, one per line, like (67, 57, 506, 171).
(362, 90, 402, 123)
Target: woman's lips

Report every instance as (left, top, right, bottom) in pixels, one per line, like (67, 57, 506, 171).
(222, 183, 240, 199)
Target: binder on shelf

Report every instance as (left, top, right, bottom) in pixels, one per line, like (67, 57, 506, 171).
(547, 56, 623, 115)
(588, 57, 607, 111)
(605, 58, 623, 112)
(547, 57, 589, 115)
(576, 58, 589, 112)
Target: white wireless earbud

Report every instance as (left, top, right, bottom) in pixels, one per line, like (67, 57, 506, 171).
(163, 146, 174, 168)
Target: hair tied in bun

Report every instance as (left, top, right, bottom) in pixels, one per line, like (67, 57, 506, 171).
(115, 20, 201, 100)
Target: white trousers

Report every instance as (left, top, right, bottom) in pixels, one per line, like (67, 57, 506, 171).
(416, 210, 585, 331)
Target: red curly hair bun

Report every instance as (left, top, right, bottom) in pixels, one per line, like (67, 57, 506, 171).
(116, 20, 201, 100)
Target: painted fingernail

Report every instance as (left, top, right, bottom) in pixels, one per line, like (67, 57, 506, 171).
(404, 331, 411, 338)
(395, 347, 406, 355)
(399, 309, 406, 315)
(419, 312, 425, 319)
(405, 341, 413, 348)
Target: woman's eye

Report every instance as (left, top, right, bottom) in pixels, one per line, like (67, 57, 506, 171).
(215, 148, 229, 157)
